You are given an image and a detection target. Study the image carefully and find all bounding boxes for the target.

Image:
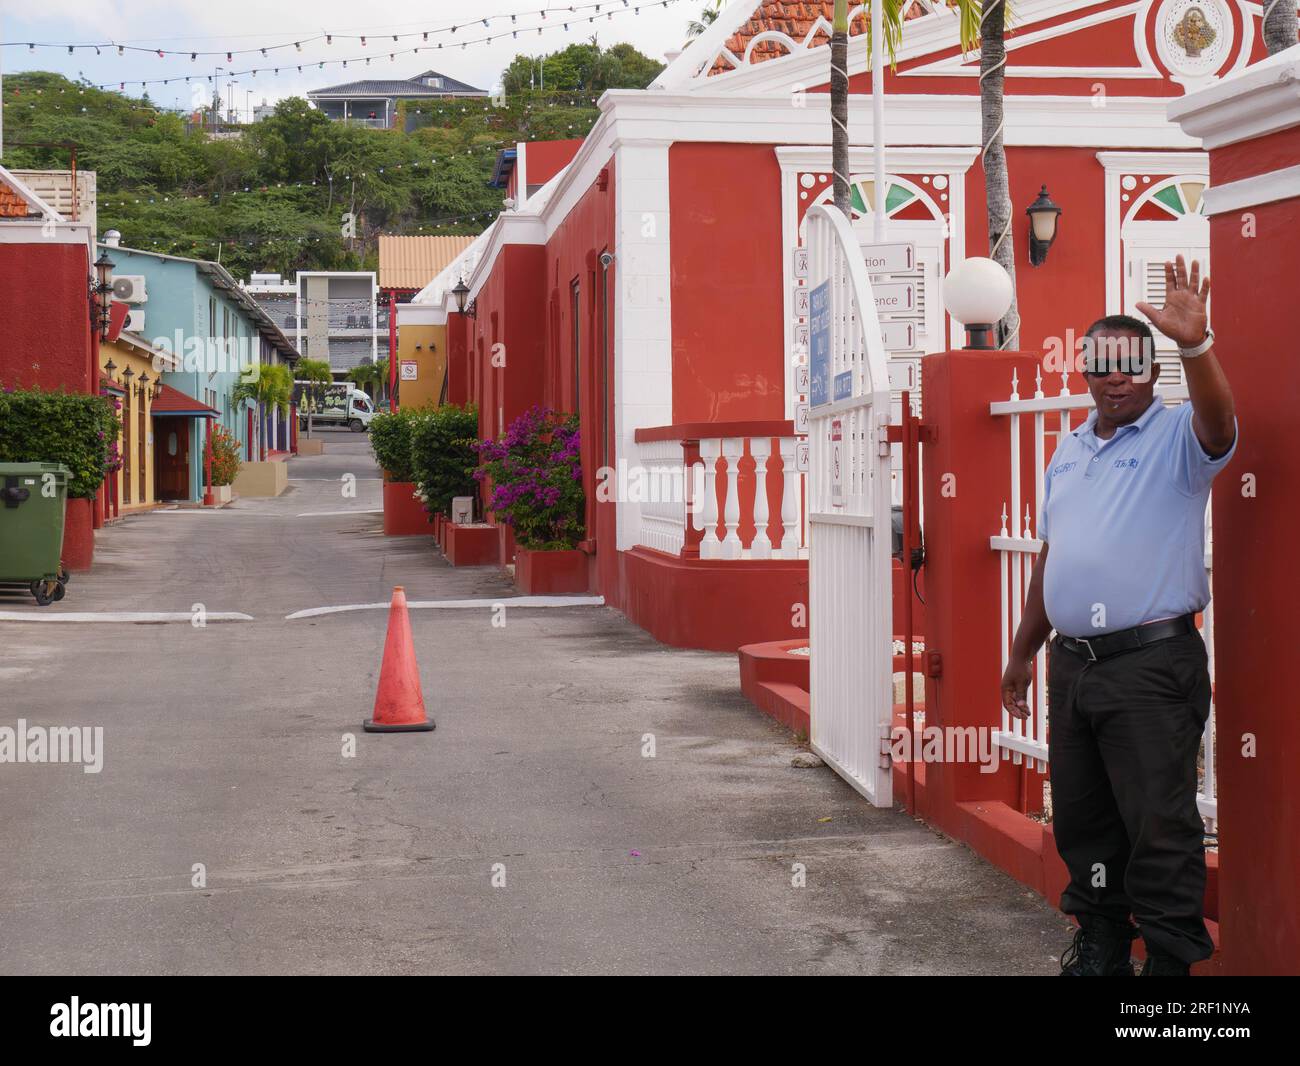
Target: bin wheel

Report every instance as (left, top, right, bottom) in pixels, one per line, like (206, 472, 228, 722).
(31, 580, 55, 607)
(58, 564, 71, 585)
(52, 580, 66, 603)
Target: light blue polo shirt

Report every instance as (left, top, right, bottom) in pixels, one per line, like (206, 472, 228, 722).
(1039, 398, 1236, 638)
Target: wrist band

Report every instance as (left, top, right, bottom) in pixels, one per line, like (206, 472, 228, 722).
(1178, 327, 1215, 359)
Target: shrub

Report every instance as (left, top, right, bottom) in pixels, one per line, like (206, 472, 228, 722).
(475, 407, 584, 550)
(209, 426, 242, 487)
(368, 406, 428, 483)
(410, 404, 479, 519)
(0, 387, 120, 498)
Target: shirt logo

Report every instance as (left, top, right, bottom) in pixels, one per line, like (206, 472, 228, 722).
(1052, 461, 1077, 476)
(1112, 458, 1140, 470)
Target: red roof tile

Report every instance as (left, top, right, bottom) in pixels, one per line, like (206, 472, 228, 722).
(0, 178, 40, 219)
(151, 383, 219, 418)
(714, 1, 937, 72)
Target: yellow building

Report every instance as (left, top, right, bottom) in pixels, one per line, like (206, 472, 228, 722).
(98, 332, 178, 515)
(393, 309, 447, 409)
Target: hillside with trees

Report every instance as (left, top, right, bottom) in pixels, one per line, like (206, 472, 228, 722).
(0, 39, 662, 280)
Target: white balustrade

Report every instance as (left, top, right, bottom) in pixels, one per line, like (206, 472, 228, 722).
(988, 375, 1217, 831)
(634, 429, 809, 562)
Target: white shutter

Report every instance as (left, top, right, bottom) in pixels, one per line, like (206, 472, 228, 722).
(1122, 216, 1209, 389)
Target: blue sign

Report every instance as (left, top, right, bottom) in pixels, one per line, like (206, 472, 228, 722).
(809, 281, 831, 407)
(834, 371, 853, 402)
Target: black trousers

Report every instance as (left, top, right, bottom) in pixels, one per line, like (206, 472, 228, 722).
(1047, 629, 1214, 964)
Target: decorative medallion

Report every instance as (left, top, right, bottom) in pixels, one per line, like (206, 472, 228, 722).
(1154, 0, 1233, 90)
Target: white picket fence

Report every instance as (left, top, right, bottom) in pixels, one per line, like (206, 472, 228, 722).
(989, 369, 1218, 831)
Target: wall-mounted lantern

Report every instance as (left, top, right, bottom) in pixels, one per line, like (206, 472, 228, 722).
(93, 250, 116, 339)
(1026, 184, 1062, 267)
(451, 278, 476, 319)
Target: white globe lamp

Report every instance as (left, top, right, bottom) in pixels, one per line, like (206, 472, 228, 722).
(942, 257, 1014, 350)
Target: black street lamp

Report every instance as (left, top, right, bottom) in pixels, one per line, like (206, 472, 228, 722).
(1026, 185, 1062, 267)
(93, 250, 116, 339)
(451, 278, 476, 318)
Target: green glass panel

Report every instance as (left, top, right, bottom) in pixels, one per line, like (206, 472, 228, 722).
(884, 184, 914, 214)
(1153, 184, 1184, 214)
(850, 184, 869, 215)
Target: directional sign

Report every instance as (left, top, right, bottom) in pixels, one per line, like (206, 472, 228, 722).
(830, 418, 844, 506)
(808, 281, 831, 407)
(792, 246, 810, 279)
(872, 282, 917, 315)
(795, 363, 810, 394)
(887, 357, 920, 391)
(880, 320, 917, 351)
(860, 241, 916, 275)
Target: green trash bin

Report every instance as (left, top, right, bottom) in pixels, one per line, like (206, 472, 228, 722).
(0, 462, 71, 606)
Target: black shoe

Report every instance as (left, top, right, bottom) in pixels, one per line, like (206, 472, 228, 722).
(1059, 917, 1137, 976)
(1139, 952, 1191, 976)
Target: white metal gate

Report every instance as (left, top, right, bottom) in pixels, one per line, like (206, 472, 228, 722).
(805, 204, 896, 807)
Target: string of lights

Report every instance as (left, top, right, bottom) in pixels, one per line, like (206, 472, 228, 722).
(4, 1, 637, 59)
(9, 0, 680, 93)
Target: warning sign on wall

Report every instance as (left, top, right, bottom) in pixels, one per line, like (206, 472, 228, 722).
(399, 361, 418, 381)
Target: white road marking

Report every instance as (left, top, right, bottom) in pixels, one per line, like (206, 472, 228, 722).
(0, 611, 254, 624)
(285, 596, 605, 620)
(288, 478, 382, 482)
(294, 509, 384, 517)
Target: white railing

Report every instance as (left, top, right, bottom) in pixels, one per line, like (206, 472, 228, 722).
(632, 423, 807, 561)
(989, 369, 1217, 830)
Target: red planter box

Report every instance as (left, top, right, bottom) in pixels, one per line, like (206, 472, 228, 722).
(62, 497, 95, 572)
(514, 548, 589, 594)
(445, 523, 499, 567)
(382, 481, 432, 536)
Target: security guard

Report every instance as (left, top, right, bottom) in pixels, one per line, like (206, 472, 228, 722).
(1001, 257, 1237, 976)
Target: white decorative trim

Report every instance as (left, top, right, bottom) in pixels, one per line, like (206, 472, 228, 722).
(1202, 163, 1300, 214)
(905, 2, 1159, 82)
(0, 163, 64, 220)
(649, 0, 771, 90)
(614, 139, 674, 552)
(1097, 150, 1209, 313)
(1167, 41, 1300, 148)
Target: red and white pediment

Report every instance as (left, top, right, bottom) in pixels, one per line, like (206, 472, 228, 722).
(655, 0, 1285, 97)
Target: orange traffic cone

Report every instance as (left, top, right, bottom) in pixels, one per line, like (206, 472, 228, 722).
(364, 586, 436, 733)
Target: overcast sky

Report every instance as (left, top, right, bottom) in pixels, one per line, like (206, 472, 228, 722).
(1, 0, 709, 115)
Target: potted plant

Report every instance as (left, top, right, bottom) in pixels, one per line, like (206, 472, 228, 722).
(475, 407, 587, 593)
(370, 406, 432, 536)
(0, 386, 119, 570)
(410, 404, 490, 564)
(209, 425, 241, 504)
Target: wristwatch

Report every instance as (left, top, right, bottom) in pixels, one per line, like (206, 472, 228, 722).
(1178, 327, 1215, 359)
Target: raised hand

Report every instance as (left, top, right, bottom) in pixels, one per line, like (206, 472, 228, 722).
(1135, 254, 1210, 349)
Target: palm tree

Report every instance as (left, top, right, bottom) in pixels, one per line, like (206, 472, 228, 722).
(1263, 0, 1298, 55)
(829, 2, 1019, 346)
(296, 357, 332, 438)
(686, 1, 724, 41)
(233, 363, 293, 460)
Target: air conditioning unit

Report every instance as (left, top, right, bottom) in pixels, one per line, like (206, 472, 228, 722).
(111, 275, 148, 303)
(451, 496, 474, 524)
(122, 309, 146, 333)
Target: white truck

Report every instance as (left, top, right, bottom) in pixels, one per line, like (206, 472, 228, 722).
(294, 382, 375, 433)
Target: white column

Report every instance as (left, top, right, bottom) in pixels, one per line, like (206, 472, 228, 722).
(721, 437, 743, 559)
(750, 436, 773, 559)
(778, 437, 798, 558)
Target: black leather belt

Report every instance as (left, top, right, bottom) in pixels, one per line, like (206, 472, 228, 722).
(1055, 614, 1196, 663)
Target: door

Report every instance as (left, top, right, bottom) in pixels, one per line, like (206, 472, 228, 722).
(805, 204, 897, 807)
(155, 419, 191, 501)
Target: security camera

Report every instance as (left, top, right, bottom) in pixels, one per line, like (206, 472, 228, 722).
(599, 252, 614, 268)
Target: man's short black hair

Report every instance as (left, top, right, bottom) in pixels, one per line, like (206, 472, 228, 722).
(1082, 314, 1156, 378)
(1085, 314, 1155, 349)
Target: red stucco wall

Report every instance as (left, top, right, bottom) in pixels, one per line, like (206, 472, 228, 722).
(669, 143, 787, 424)
(0, 241, 93, 393)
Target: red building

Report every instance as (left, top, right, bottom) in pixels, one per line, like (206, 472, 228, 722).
(0, 165, 101, 566)
(411, 0, 1285, 652)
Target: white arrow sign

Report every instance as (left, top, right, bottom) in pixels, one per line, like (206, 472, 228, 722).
(872, 282, 917, 315)
(860, 241, 916, 275)
(880, 320, 916, 351)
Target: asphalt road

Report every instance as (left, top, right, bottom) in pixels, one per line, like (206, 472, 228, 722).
(0, 434, 1068, 974)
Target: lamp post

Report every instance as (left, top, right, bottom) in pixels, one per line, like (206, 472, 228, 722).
(1026, 185, 1062, 267)
(451, 278, 475, 318)
(93, 250, 115, 340)
(942, 257, 1016, 351)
